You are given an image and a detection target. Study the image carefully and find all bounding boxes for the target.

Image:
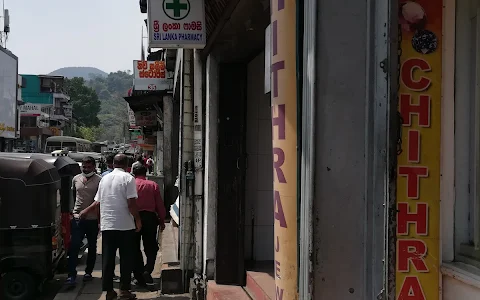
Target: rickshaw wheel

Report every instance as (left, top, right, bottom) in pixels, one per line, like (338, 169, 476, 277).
(1, 270, 36, 300)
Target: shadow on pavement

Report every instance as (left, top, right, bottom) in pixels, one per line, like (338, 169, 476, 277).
(37, 274, 67, 300)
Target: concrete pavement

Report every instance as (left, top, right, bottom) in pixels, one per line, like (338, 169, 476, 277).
(53, 222, 187, 300)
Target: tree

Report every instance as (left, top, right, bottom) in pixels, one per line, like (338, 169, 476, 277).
(65, 77, 101, 127)
(78, 126, 104, 142)
(86, 71, 133, 141)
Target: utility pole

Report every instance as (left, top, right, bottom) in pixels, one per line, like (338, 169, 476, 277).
(0, 0, 9, 49)
(0, 0, 5, 48)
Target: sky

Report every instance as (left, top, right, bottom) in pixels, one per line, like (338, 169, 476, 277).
(2, 0, 146, 74)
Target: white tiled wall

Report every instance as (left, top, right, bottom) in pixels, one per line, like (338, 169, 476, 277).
(244, 51, 274, 261)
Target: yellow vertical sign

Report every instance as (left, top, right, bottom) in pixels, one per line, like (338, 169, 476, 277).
(271, 0, 298, 299)
(396, 0, 442, 299)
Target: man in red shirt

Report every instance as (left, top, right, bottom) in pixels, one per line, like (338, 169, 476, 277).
(131, 164, 166, 285)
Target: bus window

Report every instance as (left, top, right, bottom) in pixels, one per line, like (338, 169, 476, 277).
(81, 143, 90, 152)
(62, 142, 77, 152)
(45, 141, 62, 153)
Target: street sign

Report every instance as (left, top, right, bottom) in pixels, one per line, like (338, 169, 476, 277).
(147, 0, 206, 49)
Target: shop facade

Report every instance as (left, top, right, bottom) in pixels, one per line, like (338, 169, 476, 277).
(143, 0, 480, 298)
(389, 0, 480, 298)
(441, 0, 480, 298)
(166, 0, 394, 298)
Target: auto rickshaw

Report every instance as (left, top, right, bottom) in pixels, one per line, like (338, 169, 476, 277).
(0, 152, 81, 253)
(0, 157, 62, 300)
(66, 151, 103, 174)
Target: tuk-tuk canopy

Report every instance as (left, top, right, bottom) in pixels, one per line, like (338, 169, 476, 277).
(0, 157, 60, 186)
(67, 152, 102, 162)
(0, 157, 61, 228)
(0, 153, 81, 177)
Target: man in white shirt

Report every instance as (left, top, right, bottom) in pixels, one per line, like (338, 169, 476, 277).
(80, 154, 142, 300)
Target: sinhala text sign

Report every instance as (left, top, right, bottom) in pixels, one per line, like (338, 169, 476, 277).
(135, 111, 157, 127)
(396, 0, 442, 299)
(147, 0, 206, 49)
(133, 60, 173, 91)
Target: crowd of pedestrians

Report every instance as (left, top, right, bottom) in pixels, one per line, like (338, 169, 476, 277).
(67, 153, 165, 300)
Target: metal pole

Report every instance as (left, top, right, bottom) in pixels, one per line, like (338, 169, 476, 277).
(180, 49, 195, 291)
(203, 54, 218, 280)
(193, 50, 204, 278)
(299, 0, 317, 298)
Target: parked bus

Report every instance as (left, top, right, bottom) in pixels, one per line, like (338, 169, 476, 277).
(44, 136, 92, 153)
(92, 141, 108, 153)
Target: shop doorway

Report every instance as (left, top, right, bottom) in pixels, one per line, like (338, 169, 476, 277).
(216, 63, 248, 285)
(244, 51, 275, 284)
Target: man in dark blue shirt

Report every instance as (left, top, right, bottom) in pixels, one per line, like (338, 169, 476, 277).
(101, 153, 115, 177)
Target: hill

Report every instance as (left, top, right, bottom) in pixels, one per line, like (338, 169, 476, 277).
(61, 70, 134, 142)
(49, 67, 108, 80)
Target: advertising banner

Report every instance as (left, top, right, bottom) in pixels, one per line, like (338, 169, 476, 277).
(133, 60, 173, 91)
(396, 1, 442, 299)
(0, 49, 18, 139)
(127, 103, 137, 127)
(271, 1, 298, 299)
(130, 130, 142, 141)
(135, 111, 157, 127)
(139, 144, 155, 151)
(19, 104, 43, 116)
(147, 0, 206, 49)
(49, 127, 61, 136)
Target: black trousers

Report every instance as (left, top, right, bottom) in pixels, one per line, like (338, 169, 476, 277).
(133, 211, 159, 277)
(102, 229, 136, 291)
(68, 219, 98, 277)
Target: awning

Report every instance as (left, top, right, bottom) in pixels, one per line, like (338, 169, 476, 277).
(123, 91, 166, 113)
(49, 115, 69, 121)
(20, 127, 53, 137)
(138, 144, 155, 151)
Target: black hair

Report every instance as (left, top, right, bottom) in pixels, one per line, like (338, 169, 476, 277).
(133, 165, 147, 176)
(113, 154, 128, 167)
(82, 156, 96, 166)
(105, 153, 115, 164)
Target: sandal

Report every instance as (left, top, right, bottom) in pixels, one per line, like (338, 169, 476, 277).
(119, 291, 137, 300)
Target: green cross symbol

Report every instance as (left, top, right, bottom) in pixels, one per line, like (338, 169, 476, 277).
(165, 0, 188, 18)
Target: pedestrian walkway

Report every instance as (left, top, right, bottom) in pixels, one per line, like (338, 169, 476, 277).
(53, 222, 188, 300)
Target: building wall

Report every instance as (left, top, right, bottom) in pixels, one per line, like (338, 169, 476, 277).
(21, 75, 53, 104)
(244, 51, 274, 261)
(311, 0, 392, 297)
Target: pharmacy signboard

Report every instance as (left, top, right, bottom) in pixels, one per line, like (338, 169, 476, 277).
(147, 0, 206, 49)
